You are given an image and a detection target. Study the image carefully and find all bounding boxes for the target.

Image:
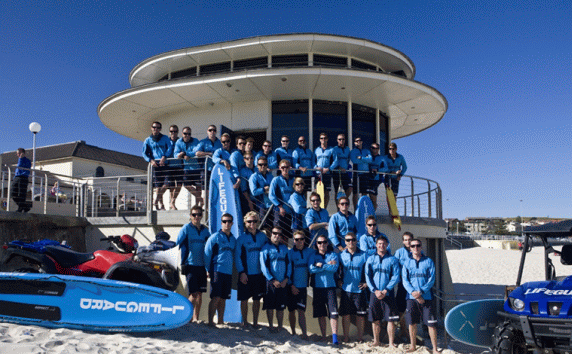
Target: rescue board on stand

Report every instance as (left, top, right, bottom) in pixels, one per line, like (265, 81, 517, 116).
(0, 272, 192, 332)
(356, 196, 375, 236)
(445, 299, 504, 348)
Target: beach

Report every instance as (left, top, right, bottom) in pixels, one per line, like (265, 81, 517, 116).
(2, 245, 567, 354)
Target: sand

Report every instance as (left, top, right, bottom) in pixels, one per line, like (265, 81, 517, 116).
(3, 245, 566, 354)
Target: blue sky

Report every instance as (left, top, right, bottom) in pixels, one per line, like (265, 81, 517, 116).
(1, 1, 570, 219)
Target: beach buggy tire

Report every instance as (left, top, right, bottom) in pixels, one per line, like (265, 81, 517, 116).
(492, 321, 526, 354)
(3, 256, 45, 273)
(103, 261, 169, 290)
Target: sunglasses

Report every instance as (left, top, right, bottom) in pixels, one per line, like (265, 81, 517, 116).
(298, 140, 305, 142)
(337, 138, 345, 141)
(389, 148, 396, 150)
(371, 147, 380, 150)
(294, 238, 305, 241)
(183, 132, 191, 136)
(354, 139, 362, 142)
(263, 144, 271, 147)
(410, 244, 421, 248)
(345, 238, 356, 242)
(280, 166, 290, 169)
(222, 220, 233, 224)
(339, 202, 349, 206)
(295, 183, 304, 186)
(170, 130, 178, 133)
(221, 140, 230, 143)
(208, 129, 216, 132)
(272, 232, 282, 235)
(320, 137, 327, 140)
(152, 126, 161, 129)
(367, 223, 376, 227)
(316, 241, 327, 245)
(310, 199, 320, 202)
(258, 163, 267, 167)
(191, 213, 203, 217)
(246, 220, 258, 224)
(282, 140, 289, 143)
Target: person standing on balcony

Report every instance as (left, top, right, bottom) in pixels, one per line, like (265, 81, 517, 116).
(288, 177, 307, 232)
(213, 133, 240, 190)
(269, 160, 294, 239)
(331, 134, 353, 203)
(349, 136, 370, 210)
(249, 156, 273, 218)
(386, 142, 407, 197)
(245, 137, 257, 158)
(292, 136, 314, 190)
(230, 135, 246, 191)
(176, 205, 210, 322)
(142, 121, 173, 210)
(305, 192, 330, 246)
(255, 140, 278, 171)
(314, 132, 337, 209)
(364, 143, 389, 207)
(195, 125, 222, 177)
(275, 135, 294, 176)
(12, 148, 31, 213)
(167, 125, 182, 210)
(239, 152, 256, 213)
(328, 196, 357, 252)
(359, 215, 391, 257)
(174, 126, 203, 207)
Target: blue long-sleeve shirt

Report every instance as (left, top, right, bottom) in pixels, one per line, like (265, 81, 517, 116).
(260, 243, 291, 282)
(239, 166, 255, 193)
(314, 146, 337, 170)
(212, 148, 239, 179)
(305, 208, 330, 240)
(177, 223, 210, 266)
(394, 247, 412, 268)
(288, 191, 307, 230)
(249, 171, 273, 208)
(269, 175, 294, 211)
(359, 231, 391, 257)
(350, 148, 371, 173)
(386, 153, 407, 178)
(275, 147, 294, 167)
(142, 134, 173, 162)
(328, 211, 358, 248)
(309, 251, 339, 288)
(204, 230, 236, 275)
(331, 146, 351, 170)
(230, 150, 246, 172)
(288, 247, 314, 288)
(363, 154, 389, 181)
(195, 137, 222, 170)
(292, 147, 315, 177)
(402, 255, 436, 300)
(365, 252, 401, 293)
(15, 156, 31, 177)
(235, 230, 267, 275)
(173, 137, 200, 170)
(255, 151, 278, 170)
(339, 249, 368, 293)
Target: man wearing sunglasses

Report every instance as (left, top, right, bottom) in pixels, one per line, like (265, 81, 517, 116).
(275, 135, 294, 174)
(292, 136, 315, 189)
(305, 192, 330, 246)
(195, 125, 222, 172)
(288, 177, 307, 231)
(260, 227, 291, 333)
(338, 232, 368, 343)
(269, 160, 294, 239)
(204, 213, 237, 327)
(287, 230, 314, 339)
(142, 121, 173, 210)
(363, 143, 389, 207)
(402, 239, 439, 354)
(328, 196, 358, 252)
(235, 211, 267, 328)
(255, 140, 278, 170)
(386, 142, 407, 197)
(314, 132, 338, 208)
(350, 137, 371, 209)
(365, 235, 401, 348)
(176, 205, 210, 322)
(239, 152, 256, 213)
(174, 126, 203, 207)
(309, 235, 340, 344)
(213, 133, 241, 190)
(249, 156, 273, 215)
(166, 125, 183, 210)
(394, 231, 414, 340)
(331, 134, 353, 203)
(359, 215, 391, 257)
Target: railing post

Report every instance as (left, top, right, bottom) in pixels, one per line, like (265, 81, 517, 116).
(43, 175, 48, 214)
(427, 180, 432, 218)
(437, 186, 442, 219)
(410, 177, 414, 217)
(403, 198, 407, 217)
(6, 168, 11, 211)
(116, 177, 121, 217)
(146, 163, 153, 224)
(417, 195, 421, 217)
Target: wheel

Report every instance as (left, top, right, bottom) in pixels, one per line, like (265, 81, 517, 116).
(492, 321, 526, 354)
(3, 256, 44, 273)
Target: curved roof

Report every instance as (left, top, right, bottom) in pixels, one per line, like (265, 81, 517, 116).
(99, 66, 447, 141)
(129, 33, 416, 87)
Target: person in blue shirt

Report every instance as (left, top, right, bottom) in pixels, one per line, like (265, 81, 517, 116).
(314, 132, 338, 209)
(255, 140, 278, 171)
(365, 236, 401, 348)
(239, 152, 256, 213)
(166, 124, 182, 210)
(174, 126, 203, 207)
(359, 215, 391, 257)
(12, 148, 32, 212)
(305, 192, 329, 246)
(249, 156, 273, 216)
(269, 159, 294, 239)
(204, 213, 237, 327)
(328, 196, 358, 252)
(394, 231, 414, 339)
(213, 133, 241, 190)
(176, 206, 210, 322)
(235, 211, 268, 328)
(386, 142, 407, 197)
(230, 135, 247, 178)
(331, 134, 353, 203)
(275, 135, 294, 174)
(338, 232, 368, 343)
(402, 238, 439, 354)
(288, 177, 307, 231)
(142, 121, 173, 211)
(195, 124, 222, 173)
(309, 235, 340, 344)
(349, 137, 371, 209)
(245, 137, 257, 161)
(260, 227, 291, 333)
(292, 136, 315, 190)
(363, 142, 389, 207)
(287, 230, 314, 340)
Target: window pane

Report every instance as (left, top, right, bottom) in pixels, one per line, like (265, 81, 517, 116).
(313, 100, 347, 150)
(352, 104, 376, 149)
(379, 111, 389, 153)
(272, 101, 309, 150)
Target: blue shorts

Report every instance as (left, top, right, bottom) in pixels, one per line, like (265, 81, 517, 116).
(185, 265, 207, 294)
(406, 298, 437, 327)
(210, 272, 232, 300)
(368, 292, 399, 322)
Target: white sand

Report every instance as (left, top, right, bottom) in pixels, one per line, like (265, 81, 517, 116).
(6, 246, 565, 354)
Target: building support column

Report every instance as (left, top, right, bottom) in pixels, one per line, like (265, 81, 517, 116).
(347, 100, 352, 143)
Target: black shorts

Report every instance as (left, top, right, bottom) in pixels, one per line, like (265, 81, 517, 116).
(153, 165, 171, 188)
(333, 171, 352, 192)
(353, 173, 370, 194)
(312, 287, 338, 319)
(262, 280, 288, 311)
(406, 298, 437, 327)
(237, 273, 266, 301)
(183, 169, 203, 187)
(318, 172, 332, 191)
(368, 292, 399, 322)
(367, 177, 383, 195)
(396, 282, 408, 313)
(385, 178, 400, 197)
(287, 286, 307, 312)
(338, 290, 368, 317)
(169, 166, 184, 185)
(185, 265, 207, 294)
(210, 272, 232, 300)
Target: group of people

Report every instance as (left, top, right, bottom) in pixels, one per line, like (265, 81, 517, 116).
(177, 203, 440, 353)
(142, 122, 407, 217)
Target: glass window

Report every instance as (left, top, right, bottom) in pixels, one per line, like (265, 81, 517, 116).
(313, 100, 348, 150)
(234, 57, 268, 71)
(379, 111, 389, 154)
(272, 101, 309, 150)
(171, 67, 196, 80)
(351, 59, 377, 71)
(352, 104, 376, 149)
(200, 62, 231, 76)
(272, 54, 308, 68)
(313, 54, 347, 68)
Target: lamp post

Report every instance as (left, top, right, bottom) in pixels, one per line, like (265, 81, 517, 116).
(29, 122, 41, 198)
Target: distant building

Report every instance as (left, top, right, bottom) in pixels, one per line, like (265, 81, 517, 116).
(464, 217, 504, 235)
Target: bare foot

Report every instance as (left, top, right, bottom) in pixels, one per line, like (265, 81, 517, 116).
(433, 348, 442, 354)
(388, 343, 397, 348)
(368, 341, 381, 347)
(170, 203, 177, 210)
(406, 345, 417, 352)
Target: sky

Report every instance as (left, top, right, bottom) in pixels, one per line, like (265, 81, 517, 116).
(1, 1, 570, 219)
